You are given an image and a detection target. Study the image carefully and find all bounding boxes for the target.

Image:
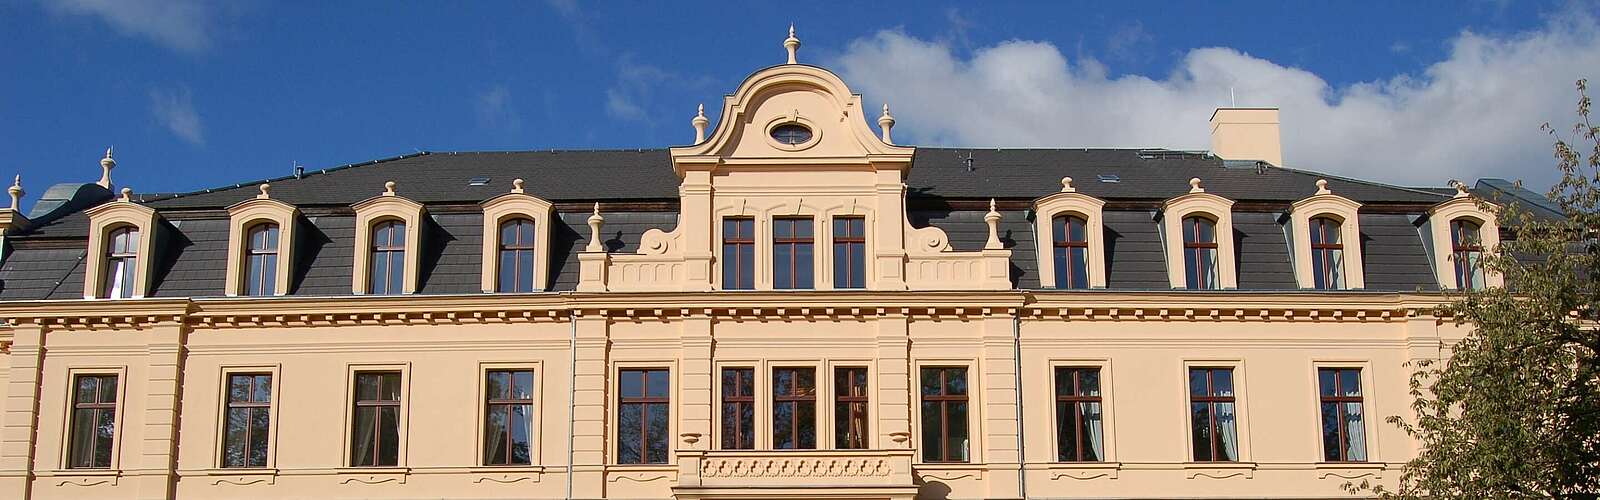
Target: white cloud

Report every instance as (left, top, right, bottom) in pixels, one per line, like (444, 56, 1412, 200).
(148, 86, 204, 145)
(833, 12, 1600, 188)
(476, 85, 522, 131)
(42, 0, 218, 53)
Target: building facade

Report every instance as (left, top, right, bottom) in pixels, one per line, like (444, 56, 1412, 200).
(0, 32, 1536, 499)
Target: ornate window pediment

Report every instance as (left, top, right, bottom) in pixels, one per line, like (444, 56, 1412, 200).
(1033, 177, 1106, 289)
(83, 188, 160, 299)
(480, 179, 555, 293)
(1161, 179, 1237, 290)
(1427, 184, 1502, 290)
(351, 181, 425, 295)
(224, 184, 299, 296)
(1288, 180, 1364, 290)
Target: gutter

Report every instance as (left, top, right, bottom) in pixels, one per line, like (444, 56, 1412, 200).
(566, 311, 578, 500)
(1013, 312, 1028, 499)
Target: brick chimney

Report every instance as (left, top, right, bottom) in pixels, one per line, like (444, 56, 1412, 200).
(1209, 107, 1282, 167)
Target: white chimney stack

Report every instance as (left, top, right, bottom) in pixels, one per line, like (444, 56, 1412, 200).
(1209, 107, 1283, 167)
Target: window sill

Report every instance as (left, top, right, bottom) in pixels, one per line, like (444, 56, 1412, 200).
(38, 468, 122, 487)
(334, 466, 410, 485)
(914, 462, 985, 482)
(1182, 461, 1256, 480)
(198, 467, 278, 486)
(468, 465, 544, 484)
(1314, 461, 1385, 480)
(1034, 461, 1122, 480)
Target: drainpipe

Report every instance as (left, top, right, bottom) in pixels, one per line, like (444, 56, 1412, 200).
(1012, 312, 1028, 499)
(566, 311, 578, 500)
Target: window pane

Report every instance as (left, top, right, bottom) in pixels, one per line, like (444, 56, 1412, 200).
(76, 376, 97, 403)
(1215, 402, 1238, 461)
(487, 371, 510, 400)
(920, 368, 940, 396)
(517, 250, 535, 292)
(797, 396, 817, 449)
(376, 406, 399, 466)
(94, 409, 115, 467)
(646, 403, 669, 463)
(1079, 402, 1104, 461)
(510, 404, 532, 464)
(773, 244, 792, 289)
(646, 370, 670, 397)
(1069, 247, 1088, 289)
(485, 405, 508, 464)
(618, 404, 642, 464)
(1211, 369, 1234, 396)
(947, 401, 969, 461)
(351, 408, 377, 466)
(248, 408, 270, 467)
(381, 373, 402, 401)
(944, 369, 967, 395)
(795, 242, 813, 289)
(920, 401, 942, 461)
(1319, 369, 1337, 396)
(1339, 369, 1361, 396)
(70, 409, 97, 467)
(620, 371, 642, 398)
(357, 373, 381, 400)
(1190, 402, 1212, 460)
(1056, 401, 1076, 461)
(224, 408, 250, 467)
(1343, 402, 1367, 461)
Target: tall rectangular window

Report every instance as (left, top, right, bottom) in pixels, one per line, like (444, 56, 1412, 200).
(1189, 367, 1238, 462)
(833, 217, 866, 289)
(920, 367, 969, 463)
(350, 371, 402, 467)
(618, 369, 670, 464)
(103, 226, 139, 298)
(1450, 219, 1485, 290)
(1054, 367, 1104, 462)
(68, 374, 118, 469)
(1309, 217, 1345, 289)
(1052, 215, 1090, 289)
(222, 373, 272, 468)
(484, 369, 536, 466)
(244, 224, 279, 296)
(369, 221, 406, 295)
(1182, 216, 1219, 290)
(722, 218, 754, 290)
(772, 367, 817, 449)
(720, 368, 754, 450)
(497, 218, 538, 292)
(1318, 368, 1367, 462)
(773, 218, 814, 289)
(835, 367, 869, 449)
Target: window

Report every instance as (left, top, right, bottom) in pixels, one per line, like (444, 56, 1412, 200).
(618, 369, 669, 464)
(497, 218, 538, 292)
(1181, 216, 1219, 290)
(835, 367, 869, 449)
(1318, 368, 1367, 462)
(770, 123, 813, 145)
(833, 217, 866, 289)
(1054, 367, 1103, 462)
(773, 218, 814, 289)
(920, 367, 969, 463)
(1451, 219, 1485, 290)
(722, 218, 754, 290)
(772, 367, 817, 449)
(720, 368, 754, 450)
(350, 372, 402, 467)
(1052, 215, 1089, 289)
(243, 224, 279, 297)
(484, 369, 535, 466)
(1309, 217, 1344, 290)
(102, 226, 139, 298)
(68, 374, 117, 469)
(369, 220, 406, 295)
(1189, 368, 1238, 462)
(222, 374, 272, 468)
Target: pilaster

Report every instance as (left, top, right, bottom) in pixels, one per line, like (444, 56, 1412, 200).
(134, 324, 186, 500)
(874, 309, 911, 449)
(0, 326, 44, 499)
(569, 311, 610, 498)
(979, 312, 1022, 498)
(873, 171, 908, 290)
(678, 313, 714, 449)
(680, 170, 715, 291)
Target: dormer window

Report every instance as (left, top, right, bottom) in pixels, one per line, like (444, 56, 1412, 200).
(773, 217, 814, 289)
(1450, 219, 1485, 290)
(1309, 217, 1344, 290)
(243, 223, 280, 296)
(497, 218, 538, 292)
(1051, 215, 1089, 289)
(1182, 216, 1219, 290)
(103, 226, 139, 299)
(369, 220, 407, 295)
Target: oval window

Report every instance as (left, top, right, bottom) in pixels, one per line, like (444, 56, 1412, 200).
(770, 124, 813, 145)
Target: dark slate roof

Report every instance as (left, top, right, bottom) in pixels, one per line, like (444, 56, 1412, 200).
(1359, 213, 1439, 291)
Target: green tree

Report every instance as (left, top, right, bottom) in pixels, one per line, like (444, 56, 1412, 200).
(1364, 80, 1600, 498)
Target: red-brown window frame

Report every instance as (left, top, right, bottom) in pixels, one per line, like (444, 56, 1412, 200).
(1190, 367, 1236, 462)
(244, 223, 279, 296)
(350, 371, 402, 467)
(722, 218, 754, 290)
(68, 374, 118, 469)
(1310, 217, 1343, 289)
(772, 367, 817, 449)
(1052, 215, 1089, 289)
(1054, 367, 1101, 462)
(369, 220, 406, 294)
(496, 218, 538, 293)
(1450, 219, 1484, 289)
(1182, 216, 1219, 289)
(222, 373, 272, 468)
(618, 368, 671, 464)
(1319, 368, 1366, 463)
(720, 367, 754, 450)
(833, 217, 866, 289)
(483, 369, 535, 466)
(772, 217, 814, 289)
(835, 366, 869, 449)
(921, 367, 969, 463)
(103, 225, 139, 298)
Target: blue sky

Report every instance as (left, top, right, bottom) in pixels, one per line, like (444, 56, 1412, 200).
(1, 1, 1595, 202)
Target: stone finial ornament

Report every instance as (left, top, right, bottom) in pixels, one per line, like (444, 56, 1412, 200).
(8, 175, 23, 211)
(257, 183, 271, 200)
(1189, 177, 1205, 193)
(119, 187, 132, 202)
(1060, 176, 1076, 193)
(784, 24, 800, 64)
(984, 198, 1003, 250)
(383, 181, 397, 196)
(878, 103, 896, 144)
(1450, 179, 1470, 198)
(692, 104, 710, 144)
(586, 202, 605, 252)
(98, 147, 115, 189)
(1315, 178, 1331, 195)
(511, 178, 525, 194)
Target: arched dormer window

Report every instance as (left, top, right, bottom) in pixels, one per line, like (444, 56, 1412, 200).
(1033, 177, 1106, 289)
(225, 184, 299, 296)
(1427, 184, 1501, 290)
(352, 181, 425, 295)
(480, 179, 555, 293)
(1161, 179, 1237, 289)
(83, 188, 160, 299)
(103, 226, 139, 298)
(1289, 179, 1365, 290)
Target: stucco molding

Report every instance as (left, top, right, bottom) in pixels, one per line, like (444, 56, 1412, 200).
(82, 199, 161, 299)
(1034, 188, 1108, 289)
(350, 188, 426, 295)
(1161, 188, 1238, 289)
(479, 189, 556, 292)
(224, 196, 300, 296)
(1289, 190, 1365, 289)
(1427, 195, 1503, 290)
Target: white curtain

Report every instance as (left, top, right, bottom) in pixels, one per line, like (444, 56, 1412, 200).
(1203, 248, 1219, 289)
(1344, 402, 1367, 461)
(1216, 402, 1239, 461)
(1083, 402, 1105, 460)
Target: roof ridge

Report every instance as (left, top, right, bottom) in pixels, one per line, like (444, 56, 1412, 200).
(1271, 165, 1450, 200)
(149, 151, 434, 202)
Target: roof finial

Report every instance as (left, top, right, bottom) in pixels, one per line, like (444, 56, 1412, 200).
(257, 183, 271, 199)
(1060, 176, 1075, 193)
(1450, 179, 1470, 198)
(1314, 178, 1330, 195)
(586, 202, 606, 252)
(1189, 177, 1204, 193)
(119, 187, 132, 202)
(8, 175, 23, 211)
(383, 180, 397, 196)
(511, 178, 525, 194)
(98, 147, 115, 189)
(784, 24, 801, 64)
(878, 103, 896, 144)
(984, 198, 1003, 250)
(691, 104, 710, 144)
